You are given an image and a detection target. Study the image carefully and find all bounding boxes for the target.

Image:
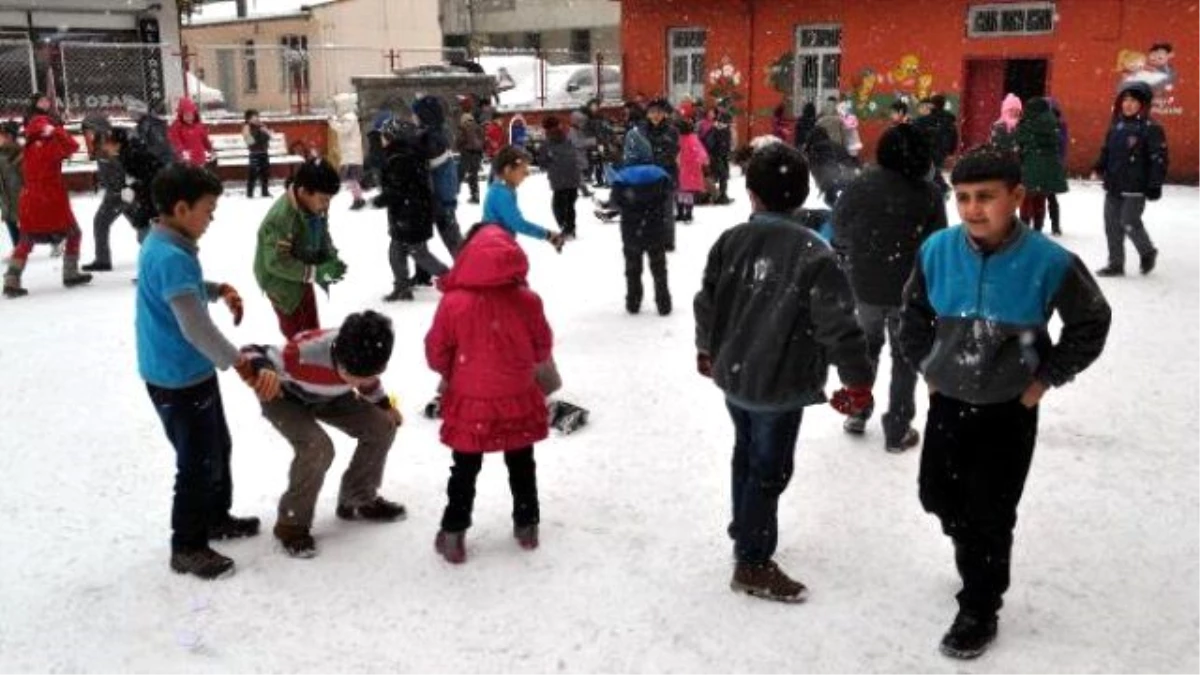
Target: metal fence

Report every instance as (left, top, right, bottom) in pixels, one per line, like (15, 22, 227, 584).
(479, 47, 623, 111)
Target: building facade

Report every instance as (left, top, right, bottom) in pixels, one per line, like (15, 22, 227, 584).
(620, 0, 1198, 182)
(183, 0, 443, 114)
(441, 0, 620, 62)
(0, 0, 184, 117)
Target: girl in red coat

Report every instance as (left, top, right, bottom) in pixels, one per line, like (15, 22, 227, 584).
(425, 223, 554, 564)
(3, 114, 92, 297)
(675, 119, 709, 223)
(168, 98, 212, 167)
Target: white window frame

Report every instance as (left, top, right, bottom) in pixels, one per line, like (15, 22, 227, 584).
(667, 27, 706, 105)
(793, 23, 841, 113)
(967, 2, 1056, 38)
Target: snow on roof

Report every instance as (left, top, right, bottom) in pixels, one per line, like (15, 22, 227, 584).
(184, 0, 338, 25)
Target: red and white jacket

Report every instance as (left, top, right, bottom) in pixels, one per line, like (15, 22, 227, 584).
(242, 329, 387, 405)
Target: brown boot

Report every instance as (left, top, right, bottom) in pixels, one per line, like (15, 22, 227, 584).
(3, 259, 26, 298)
(731, 560, 809, 603)
(274, 522, 317, 559)
(62, 254, 93, 288)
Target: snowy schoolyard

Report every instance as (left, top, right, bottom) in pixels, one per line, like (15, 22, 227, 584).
(0, 173, 1196, 673)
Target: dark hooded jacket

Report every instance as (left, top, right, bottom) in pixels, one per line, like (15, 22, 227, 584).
(378, 120, 435, 244)
(1093, 81, 1168, 196)
(793, 103, 817, 149)
(115, 130, 166, 229)
(413, 95, 459, 208)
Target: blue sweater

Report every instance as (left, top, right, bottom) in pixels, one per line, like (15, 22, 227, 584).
(482, 180, 548, 240)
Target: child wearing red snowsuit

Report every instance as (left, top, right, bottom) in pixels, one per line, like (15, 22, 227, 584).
(3, 114, 92, 297)
(168, 98, 213, 167)
(425, 223, 554, 564)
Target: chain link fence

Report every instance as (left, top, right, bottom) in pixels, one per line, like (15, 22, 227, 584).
(477, 47, 622, 112)
(60, 42, 183, 118)
(0, 39, 35, 116)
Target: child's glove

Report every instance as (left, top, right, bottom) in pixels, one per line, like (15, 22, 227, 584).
(315, 258, 347, 288)
(696, 351, 713, 378)
(377, 394, 404, 428)
(234, 357, 281, 401)
(546, 230, 565, 252)
(41, 124, 54, 138)
(830, 386, 873, 416)
(217, 283, 244, 326)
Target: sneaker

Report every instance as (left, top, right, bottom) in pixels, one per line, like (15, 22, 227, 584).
(656, 295, 673, 316)
(170, 546, 235, 580)
(410, 271, 434, 287)
(730, 560, 808, 603)
(625, 297, 641, 315)
(62, 273, 93, 288)
(274, 524, 317, 559)
(468, 197, 480, 205)
(336, 496, 407, 522)
(939, 611, 998, 659)
(1095, 264, 1125, 277)
(1140, 250, 1158, 275)
(885, 428, 921, 454)
(208, 514, 261, 541)
(81, 260, 113, 272)
(514, 524, 539, 550)
(843, 413, 868, 435)
(383, 287, 414, 302)
(3, 285, 27, 298)
(350, 198, 367, 211)
(435, 530, 466, 564)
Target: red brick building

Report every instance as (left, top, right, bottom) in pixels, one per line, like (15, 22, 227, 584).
(618, 0, 1198, 182)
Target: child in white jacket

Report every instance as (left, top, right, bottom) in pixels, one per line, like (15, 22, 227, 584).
(329, 93, 366, 210)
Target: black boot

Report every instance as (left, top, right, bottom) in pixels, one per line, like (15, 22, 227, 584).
(1095, 264, 1125, 277)
(939, 611, 998, 659)
(337, 496, 407, 522)
(1140, 249, 1158, 275)
(411, 269, 434, 287)
(208, 514, 261, 540)
(350, 198, 367, 211)
(170, 546, 235, 580)
(383, 285, 414, 302)
(81, 260, 113, 272)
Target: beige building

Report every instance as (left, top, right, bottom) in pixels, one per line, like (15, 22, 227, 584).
(183, 0, 443, 114)
(441, 0, 619, 62)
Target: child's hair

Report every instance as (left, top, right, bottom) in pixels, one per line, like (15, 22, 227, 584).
(152, 163, 224, 217)
(244, 109, 260, 122)
(492, 145, 530, 177)
(890, 100, 909, 117)
(542, 115, 561, 131)
(745, 143, 810, 213)
(332, 310, 395, 377)
(677, 118, 695, 135)
(876, 123, 932, 182)
(950, 144, 1022, 189)
(291, 158, 342, 195)
(929, 94, 947, 111)
(1149, 42, 1173, 54)
(105, 127, 132, 148)
(0, 120, 18, 140)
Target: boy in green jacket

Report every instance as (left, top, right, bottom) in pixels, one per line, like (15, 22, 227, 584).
(254, 159, 346, 338)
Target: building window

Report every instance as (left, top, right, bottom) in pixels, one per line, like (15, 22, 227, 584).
(570, 29, 591, 61)
(279, 34, 308, 93)
(523, 32, 541, 51)
(667, 27, 706, 104)
(793, 24, 841, 112)
(968, 2, 1056, 38)
(243, 39, 257, 93)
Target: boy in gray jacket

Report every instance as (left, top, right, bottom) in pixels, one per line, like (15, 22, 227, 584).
(694, 142, 874, 603)
(538, 116, 583, 239)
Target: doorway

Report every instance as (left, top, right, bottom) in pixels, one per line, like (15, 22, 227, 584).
(961, 57, 1048, 150)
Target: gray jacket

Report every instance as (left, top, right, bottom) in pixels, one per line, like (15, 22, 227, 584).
(538, 134, 582, 191)
(695, 211, 874, 410)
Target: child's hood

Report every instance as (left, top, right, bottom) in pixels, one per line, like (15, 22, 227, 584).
(175, 97, 200, 124)
(24, 114, 54, 139)
(440, 225, 529, 291)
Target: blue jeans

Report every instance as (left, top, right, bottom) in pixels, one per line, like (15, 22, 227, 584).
(726, 401, 804, 564)
(146, 376, 233, 552)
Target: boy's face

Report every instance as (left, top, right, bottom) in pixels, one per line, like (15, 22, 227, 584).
(0, 132, 13, 146)
(647, 108, 666, 125)
(954, 181, 1024, 247)
(890, 110, 904, 122)
(170, 194, 219, 240)
(296, 187, 332, 215)
(101, 139, 121, 158)
(336, 366, 381, 389)
(1121, 95, 1143, 117)
(1148, 48, 1171, 67)
(248, 115, 260, 125)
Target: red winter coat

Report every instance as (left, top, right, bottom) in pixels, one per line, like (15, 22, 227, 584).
(677, 132, 710, 193)
(168, 98, 212, 166)
(19, 115, 78, 235)
(483, 121, 504, 158)
(425, 225, 553, 453)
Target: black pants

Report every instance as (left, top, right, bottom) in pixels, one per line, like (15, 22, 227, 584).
(919, 393, 1038, 616)
(92, 193, 127, 266)
(247, 151, 271, 197)
(1047, 193, 1061, 233)
(623, 244, 669, 307)
(441, 447, 539, 533)
(459, 151, 482, 202)
(551, 188, 577, 236)
(146, 376, 234, 552)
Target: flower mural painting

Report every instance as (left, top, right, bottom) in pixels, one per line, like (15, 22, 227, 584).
(849, 53, 953, 120)
(707, 56, 746, 116)
(1114, 43, 1182, 115)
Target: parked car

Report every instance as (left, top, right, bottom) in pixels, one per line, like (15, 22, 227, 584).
(546, 65, 622, 108)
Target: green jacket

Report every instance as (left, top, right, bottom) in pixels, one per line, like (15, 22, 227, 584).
(253, 194, 339, 314)
(1015, 110, 1068, 195)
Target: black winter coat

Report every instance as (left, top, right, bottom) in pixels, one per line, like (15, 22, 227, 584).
(832, 167, 947, 307)
(378, 133, 435, 244)
(1094, 83, 1168, 196)
(119, 137, 166, 228)
(538, 133, 582, 191)
(644, 120, 679, 178)
(914, 110, 958, 164)
(612, 171, 671, 249)
(702, 124, 732, 180)
(135, 115, 175, 166)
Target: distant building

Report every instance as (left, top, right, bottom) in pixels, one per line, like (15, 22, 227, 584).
(441, 0, 619, 63)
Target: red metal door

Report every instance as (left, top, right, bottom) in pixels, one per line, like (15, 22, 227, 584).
(961, 59, 1007, 151)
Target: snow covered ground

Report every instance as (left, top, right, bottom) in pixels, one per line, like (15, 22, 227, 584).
(0, 174, 1196, 672)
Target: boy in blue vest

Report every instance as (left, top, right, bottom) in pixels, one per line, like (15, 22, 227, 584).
(138, 163, 278, 580)
(899, 146, 1111, 658)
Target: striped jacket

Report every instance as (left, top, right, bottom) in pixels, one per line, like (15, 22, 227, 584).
(242, 329, 387, 405)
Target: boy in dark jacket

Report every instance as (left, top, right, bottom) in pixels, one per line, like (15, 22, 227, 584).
(914, 95, 958, 198)
(832, 123, 946, 450)
(538, 116, 583, 239)
(243, 109, 273, 198)
(455, 112, 485, 204)
(899, 146, 1111, 659)
(703, 111, 734, 205)
(643, 98, 680, 250)
(376, 119, 448, 302)
(694, 142, 874, 603)
(1091, 81, 1168, 276)
(608, 126, 672, 315)
(127, 99, 176, 166)
(413, 95, 463, 262)
(87, 127, 166, 271)
(0, 121, 21, 248)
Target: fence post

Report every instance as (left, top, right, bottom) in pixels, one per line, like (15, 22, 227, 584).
(25, 42, 36, 94)
(59, 45, 71, 119)
(537, 47, 546, 108)
(594, 51, 603, 104)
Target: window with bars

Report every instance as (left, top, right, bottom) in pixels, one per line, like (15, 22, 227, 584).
(243, 39, 257, 94)
(793, 25, 841, 113)
(968, 2, 1056, 37)
(667, 27, 706, 104)
(279, 34, 308, 93)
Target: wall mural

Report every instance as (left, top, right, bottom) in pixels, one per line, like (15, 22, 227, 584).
(1114, 43, 1181, 116)
(707, 56, 746, 116)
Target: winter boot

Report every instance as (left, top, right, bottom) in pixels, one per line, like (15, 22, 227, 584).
(350, 197, 367, 211)
(625, 295, 641, 315)
(170, 546, 235, 580)
(1095, 264, 1125, 277)
(885, 428, 921, 454)
(1140, 249, 1158, 275)
(423, 395, 442, 420)
(208, 514, 261, 541)
(730, 560, 808, 603)
(62, 256, 93, 288)
(939, 611, 998, 659)
(674, 201, 686, 222)
(81, 260, 113, 272)
(383, 285, 414, 302)
(435, 530, 466, 564)
(843, 412, 869, 435)
(411, 269, 434, 287)
(656, 292, 673, 317)
(3, 259, 27, 298)
(274, 523, 317, 559)
(337, 496, 407, 522)
(514, 524, 539, 550)
(684, 204, 694, 223)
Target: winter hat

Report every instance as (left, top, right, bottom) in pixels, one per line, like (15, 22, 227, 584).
(876, 123, 933, 182)
(998, 93, 1022, 131)
(623, 126, 654, 165)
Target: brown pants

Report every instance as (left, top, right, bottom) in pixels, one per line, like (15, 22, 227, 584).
(263, 393, 397, 530)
